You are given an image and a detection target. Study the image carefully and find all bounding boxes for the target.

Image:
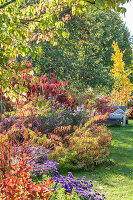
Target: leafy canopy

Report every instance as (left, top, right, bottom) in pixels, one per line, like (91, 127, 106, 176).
(0, 0, 131, 96)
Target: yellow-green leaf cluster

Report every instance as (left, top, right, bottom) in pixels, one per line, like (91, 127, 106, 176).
(111, 41, 133, 106)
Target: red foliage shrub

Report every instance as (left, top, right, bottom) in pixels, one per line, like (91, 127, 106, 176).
(0, 88, 12, 113)
(93, 96, 111, 114)
(19, 71, 77, 110)
(127, 107, 133, 119)
(0, 158, 53, 199)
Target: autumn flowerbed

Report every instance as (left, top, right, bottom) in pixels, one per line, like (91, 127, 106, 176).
(0, 142, 106, 200)
(0, 73, 113, 199)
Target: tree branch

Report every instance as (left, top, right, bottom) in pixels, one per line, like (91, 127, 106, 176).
(19, 12, 45, 23)
(0, 0, 16, 9)
(86, 0, 95, 5)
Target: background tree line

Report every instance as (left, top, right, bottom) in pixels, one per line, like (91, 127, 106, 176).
(29, 6, 133, 92)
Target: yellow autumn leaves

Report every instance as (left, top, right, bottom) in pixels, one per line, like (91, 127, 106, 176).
(110, 41, 133, 106)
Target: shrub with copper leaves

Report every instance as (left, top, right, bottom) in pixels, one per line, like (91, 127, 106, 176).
(44, 125, 73, 149)
(43, 124, 80, 151)
(70, 119, 112, 166)
(127, 107, 133, 119)
(0, 158, 54, 200)
(49, 117, 112, 170)
(0, 135, 33, 179)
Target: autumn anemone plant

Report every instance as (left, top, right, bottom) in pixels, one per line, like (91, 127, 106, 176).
(0, 157, 54, 200)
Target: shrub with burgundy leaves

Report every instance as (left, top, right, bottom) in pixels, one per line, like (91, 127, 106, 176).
(19, 71, 78, 110)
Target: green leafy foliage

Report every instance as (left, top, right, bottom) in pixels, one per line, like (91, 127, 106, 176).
(1, 0, 132, 97)
(50, 185, 81, 200)
(31, 7, 132, 92)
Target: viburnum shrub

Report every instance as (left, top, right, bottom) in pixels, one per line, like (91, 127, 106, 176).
(93, 96, 111, 114)
(0, 158, 54, 200)
(84, 95, 112, 116)
(49, 116, 112, 170)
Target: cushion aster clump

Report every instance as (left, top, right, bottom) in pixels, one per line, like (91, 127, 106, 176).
(52, 172, 106, 200)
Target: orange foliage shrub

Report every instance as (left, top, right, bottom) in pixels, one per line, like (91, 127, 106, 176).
(0, 158, 53, 200)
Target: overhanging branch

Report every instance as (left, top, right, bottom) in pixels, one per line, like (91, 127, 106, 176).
(0, 0, 16, 9)
(86, 0, 95, 4)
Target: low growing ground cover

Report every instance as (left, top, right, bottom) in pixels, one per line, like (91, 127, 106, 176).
(60, 120, 133, 200)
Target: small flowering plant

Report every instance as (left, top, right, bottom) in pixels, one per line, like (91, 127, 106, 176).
(14, 145, 59, 178)
(52, 172, 106, 200)
(0, 115, 17, 133)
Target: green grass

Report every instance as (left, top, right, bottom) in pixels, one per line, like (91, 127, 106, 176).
(59, 120, 133, 200)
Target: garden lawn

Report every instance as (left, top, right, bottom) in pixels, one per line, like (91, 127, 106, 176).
(59, 120, 133, 200)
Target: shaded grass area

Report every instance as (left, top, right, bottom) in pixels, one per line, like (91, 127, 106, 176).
(59, 120, 133, 200)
